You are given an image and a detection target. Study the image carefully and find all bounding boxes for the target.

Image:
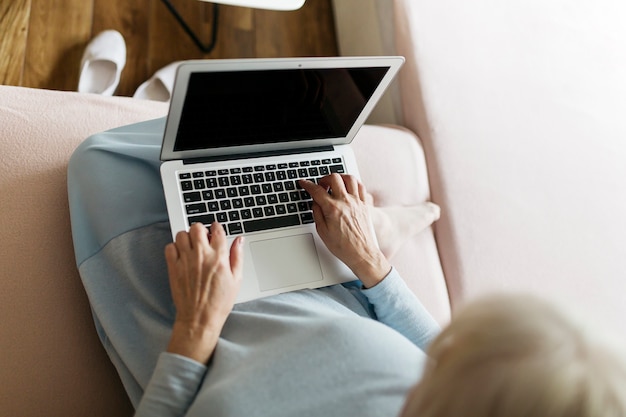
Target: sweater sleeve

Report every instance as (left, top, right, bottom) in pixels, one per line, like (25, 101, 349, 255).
(134, 352, 207, 417)
(361, 268, 440, 351)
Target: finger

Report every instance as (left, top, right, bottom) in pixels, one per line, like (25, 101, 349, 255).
(164, 242, 179, 264)
(164, 243, 180, 286)
(209, 222, 227, 252)
(317, 174, 347, 198)
(310, 202, 328, 235)
(189, 222, 210, 250)
(357, 181, 368, 203)
(341, 174, 360, 197)
(175, 229, 191, 252)
(300, 179, 332, 207)
(229, 236, 245, 279)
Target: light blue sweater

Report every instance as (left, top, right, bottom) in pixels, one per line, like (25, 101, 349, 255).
(68, 117, 440, 417)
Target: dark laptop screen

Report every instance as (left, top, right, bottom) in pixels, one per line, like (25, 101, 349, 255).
(173, 67, 389, 152)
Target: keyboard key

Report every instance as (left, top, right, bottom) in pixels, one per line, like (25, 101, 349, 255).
(202, 190, 214, 200)
(217, 212, 228, 223)
(330, 165, 345, 174)
(243, 214, 300, 233)
(183, 191, 202, 203)
(192, 171, 204, 178)
(179, 173, 192, 179)
(188, 214, 215, 226)
(193, 179, 206, 189)
(300, 212, 314, 224)
(228, 222, 243, 235)
(186, 203, 207, 215)
(228, 211, 240, 221)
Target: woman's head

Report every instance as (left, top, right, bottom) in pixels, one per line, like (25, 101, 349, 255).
(400, 294, 626, 417)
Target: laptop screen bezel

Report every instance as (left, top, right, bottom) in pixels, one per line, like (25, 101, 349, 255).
(160, 56, 405, 162)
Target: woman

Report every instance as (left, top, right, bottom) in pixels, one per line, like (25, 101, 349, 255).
(69, 119, 626, 417)
(68, 118, 440, 417)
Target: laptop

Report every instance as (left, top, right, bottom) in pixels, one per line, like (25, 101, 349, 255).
(160, 56, 405, 303)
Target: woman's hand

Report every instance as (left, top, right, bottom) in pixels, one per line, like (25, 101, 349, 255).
(300, 174, 391, 288)
(164, 222, 244, 364)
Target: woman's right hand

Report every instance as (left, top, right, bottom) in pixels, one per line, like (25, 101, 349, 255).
(164, 222, 244, 364)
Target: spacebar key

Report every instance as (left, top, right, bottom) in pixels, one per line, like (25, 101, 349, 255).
(243, 215, 301, 233)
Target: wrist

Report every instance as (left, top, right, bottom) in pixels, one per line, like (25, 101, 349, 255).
(167, 321, 222, 364)
(351, 252, 392, 289)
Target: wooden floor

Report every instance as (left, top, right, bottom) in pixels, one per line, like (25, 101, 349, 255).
(0, 0, 338, 97)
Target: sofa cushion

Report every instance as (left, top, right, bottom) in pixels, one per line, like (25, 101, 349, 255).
(0, 86, 168, 417)
(391, 0, 626, 334)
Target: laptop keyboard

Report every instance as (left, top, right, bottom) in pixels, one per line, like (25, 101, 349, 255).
(178, 157, 346, 236)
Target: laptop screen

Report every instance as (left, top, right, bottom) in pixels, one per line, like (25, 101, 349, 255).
(173, 67, 389, 152)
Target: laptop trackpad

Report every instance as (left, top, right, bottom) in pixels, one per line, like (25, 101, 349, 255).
(250, 234, 323, 292)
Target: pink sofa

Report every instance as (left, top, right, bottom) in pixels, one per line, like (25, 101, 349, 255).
(2, 0, 626, 414)
(0, 85, 446, 416)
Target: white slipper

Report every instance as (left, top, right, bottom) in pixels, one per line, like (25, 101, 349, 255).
(78, 30, 126, 96)
(133, 62, 181, 102)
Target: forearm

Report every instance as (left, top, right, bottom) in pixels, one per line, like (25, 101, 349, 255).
(362, 268, 440, 351)
(134, 352, 207, 417)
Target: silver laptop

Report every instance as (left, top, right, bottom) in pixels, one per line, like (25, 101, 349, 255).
(160, 56, 405, 303)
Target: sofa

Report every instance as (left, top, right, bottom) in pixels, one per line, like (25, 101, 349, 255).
(2, 0, 625, 415)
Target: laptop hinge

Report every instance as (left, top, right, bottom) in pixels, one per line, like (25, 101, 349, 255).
(182, 145, 335, 165)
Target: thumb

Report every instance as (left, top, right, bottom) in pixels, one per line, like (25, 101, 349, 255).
(229, 236, 245, 279)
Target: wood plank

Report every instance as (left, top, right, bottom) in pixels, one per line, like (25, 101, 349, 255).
(0, 0, 31, 85)
(148, 0, 210, 74)
(23, 0, 94, 91)
(254, 0, 338, 58)
(92, 0, 151, 96)
(209, 5, 256, 58)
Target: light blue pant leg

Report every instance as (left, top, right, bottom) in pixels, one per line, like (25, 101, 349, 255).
(68, 117, 175, 407)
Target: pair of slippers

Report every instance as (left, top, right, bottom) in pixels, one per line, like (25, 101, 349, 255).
(78, 30, 178, 102)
